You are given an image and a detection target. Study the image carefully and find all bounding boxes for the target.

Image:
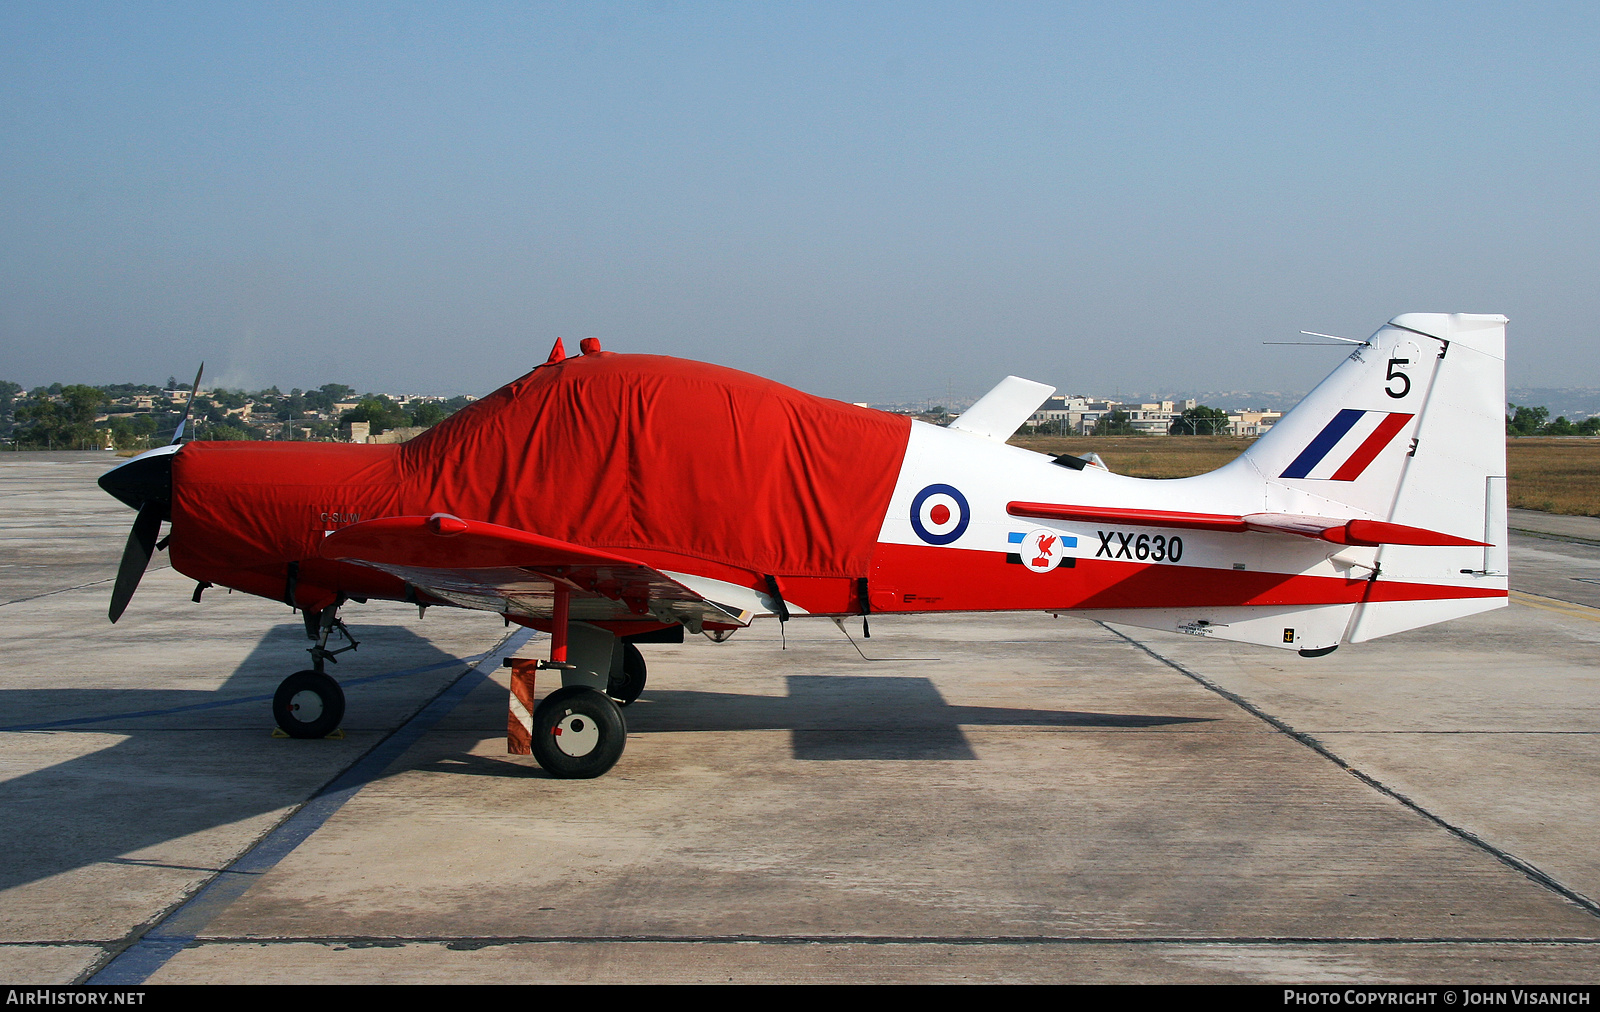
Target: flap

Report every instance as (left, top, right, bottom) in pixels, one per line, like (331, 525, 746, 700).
(321, 514, 753, 628)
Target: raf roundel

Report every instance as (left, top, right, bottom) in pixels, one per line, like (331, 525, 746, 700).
(910, 484, 971, 546)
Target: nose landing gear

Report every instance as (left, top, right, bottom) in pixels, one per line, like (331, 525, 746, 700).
(272, 669, 346, 739)
(272, 604, 356, 739)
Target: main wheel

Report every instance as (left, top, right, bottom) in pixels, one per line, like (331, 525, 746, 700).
(608, 641, 647, 706)
(273, 670, 345, 739)
(530, 686, 626, 778)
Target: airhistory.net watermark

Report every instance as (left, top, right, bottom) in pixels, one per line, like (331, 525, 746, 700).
(5, 992, 145, 1006)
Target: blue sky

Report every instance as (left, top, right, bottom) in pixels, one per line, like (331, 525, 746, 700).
(2, 2, 1596, 403)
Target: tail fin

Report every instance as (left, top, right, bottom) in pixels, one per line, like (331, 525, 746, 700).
(1238, 313, 1508, 640)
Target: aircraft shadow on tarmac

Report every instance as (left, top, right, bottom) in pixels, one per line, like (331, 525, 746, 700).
(0, 628, 1212, 891)
(411, 673, 1214, 777)
(0, 621, 468, 895)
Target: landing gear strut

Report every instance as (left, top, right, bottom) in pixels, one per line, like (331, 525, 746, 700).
(507, 583, 630, 777)
(273, 604, 355, 739)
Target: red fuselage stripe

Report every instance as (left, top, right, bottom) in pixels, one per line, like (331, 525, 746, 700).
(867, 541, 1503, 614)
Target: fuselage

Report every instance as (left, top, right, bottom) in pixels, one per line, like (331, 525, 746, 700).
(155, 348, 1499, 640)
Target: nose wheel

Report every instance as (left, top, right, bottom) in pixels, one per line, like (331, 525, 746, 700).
(530, 686, 626, 778)
(272, 669, 346, 739)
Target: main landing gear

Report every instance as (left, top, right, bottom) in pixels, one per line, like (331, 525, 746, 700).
(506, 584, 633, 778)
(529, 685, 626, 779)
(272, 605, 356, 739)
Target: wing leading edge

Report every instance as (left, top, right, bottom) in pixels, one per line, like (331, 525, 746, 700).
(321, 514, 751, 631)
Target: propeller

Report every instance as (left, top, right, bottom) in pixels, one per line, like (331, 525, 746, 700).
(109, 503, 162, 623)
(170, 362, 204, 443)
(99, 362, 202, 622)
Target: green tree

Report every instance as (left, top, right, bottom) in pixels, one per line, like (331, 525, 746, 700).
(14, 385, 105, 448)
(1169, 405, 1230, 435)
(0, 380, 21, 439)
(341, 395, 408, 435)
(109, 413, 158, 451)
(299, 384, 355, 412)
(276, 388, 309, 421)
(1507, 403, 1549, 435)
(410, 401, 447, 428)
(1092, 410, 1135, 436)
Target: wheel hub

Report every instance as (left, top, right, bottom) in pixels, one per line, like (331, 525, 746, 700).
(553, 710, 600, 757)
(289, 689, 325, 723)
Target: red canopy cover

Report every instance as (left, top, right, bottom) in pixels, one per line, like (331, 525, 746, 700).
(172, 352, 911, 584)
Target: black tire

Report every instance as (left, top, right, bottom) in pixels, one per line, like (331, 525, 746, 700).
(272, 670, 345, 739)
(608, 642, 647, 706)
(530, 685, 626, 778)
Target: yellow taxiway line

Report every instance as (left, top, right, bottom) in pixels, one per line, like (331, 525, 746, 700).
(1509, 589, 1600, 623)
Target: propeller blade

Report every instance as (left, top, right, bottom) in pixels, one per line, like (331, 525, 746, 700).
(109, 503, 163, 623)
(170, 362, 204, 444)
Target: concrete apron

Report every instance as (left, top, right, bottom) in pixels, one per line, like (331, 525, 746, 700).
(1, 454, 1597, 983)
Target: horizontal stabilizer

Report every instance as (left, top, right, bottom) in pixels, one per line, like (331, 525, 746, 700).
(948, 376, 1056, 441)
(1007, 502, 1487, 547)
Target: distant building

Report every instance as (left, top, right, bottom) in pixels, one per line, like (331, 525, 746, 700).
(1227, 410, 1281, 436)
(369, 426, 427, 444)
(1030, 394, 1279, 436)
(1032, 395, 1123, 435)
(1122, 400, 1196, 434)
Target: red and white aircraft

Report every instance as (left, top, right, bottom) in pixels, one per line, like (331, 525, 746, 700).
(99, 314, 1509, 778)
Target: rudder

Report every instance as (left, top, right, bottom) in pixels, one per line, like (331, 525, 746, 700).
(1235, 313, 1509, 641)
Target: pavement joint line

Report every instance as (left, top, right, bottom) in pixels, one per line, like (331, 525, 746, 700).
(106, 857, 234, 873)
(12, 935, 1600, 948)
(81, 625, 534, 986)
(0, 567, 172, 608)
(1095, 621, 1600, 924)
(138, 934, 1600, 947)
(1307, 729, 1597, 735)
(0, 652, 500, 732)
(1511, 527, 1600, 549)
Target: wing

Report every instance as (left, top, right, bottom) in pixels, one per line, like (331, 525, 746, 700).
(320, 514, 752, 631)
